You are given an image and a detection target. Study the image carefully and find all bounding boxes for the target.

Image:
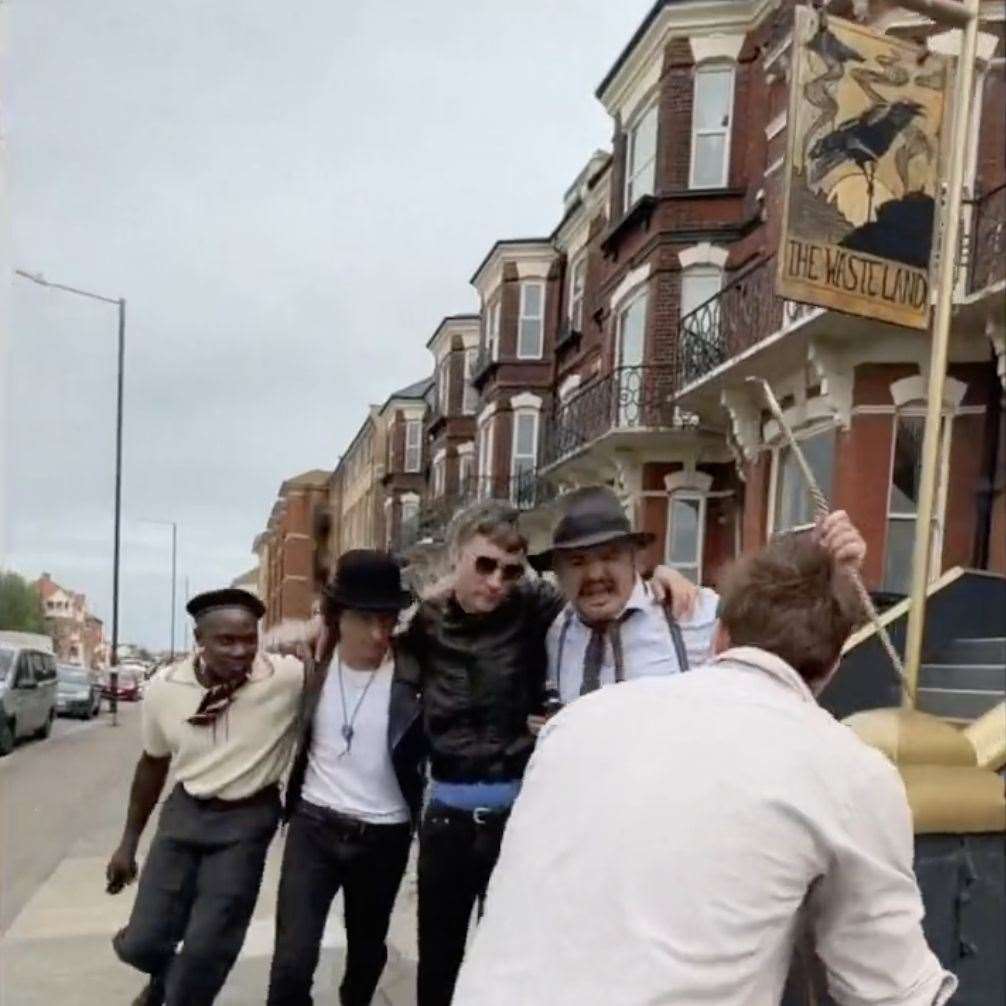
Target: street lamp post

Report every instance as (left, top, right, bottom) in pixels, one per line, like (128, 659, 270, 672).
(14, 270, 126, 726)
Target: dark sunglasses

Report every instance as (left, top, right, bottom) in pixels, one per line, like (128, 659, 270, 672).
(473, 555, 525, 582)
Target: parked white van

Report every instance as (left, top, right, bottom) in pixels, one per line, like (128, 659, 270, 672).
(0, 632, 59, 755)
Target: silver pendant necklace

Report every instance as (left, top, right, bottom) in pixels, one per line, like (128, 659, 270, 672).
(336, 655, 378, 757)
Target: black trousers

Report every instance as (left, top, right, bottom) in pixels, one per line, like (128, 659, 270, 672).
(416, 804, 510, 1006)
(267, 802, 412, 1006)
(113, 784, 280, 1006)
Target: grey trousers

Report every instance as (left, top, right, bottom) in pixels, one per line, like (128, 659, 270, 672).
(113, 783, 280, 1006)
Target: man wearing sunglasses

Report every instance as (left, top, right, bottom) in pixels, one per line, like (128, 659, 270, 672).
(401, 500, 694, 1006)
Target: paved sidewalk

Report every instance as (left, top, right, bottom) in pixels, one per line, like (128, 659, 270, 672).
(0, 707, 420, 1005)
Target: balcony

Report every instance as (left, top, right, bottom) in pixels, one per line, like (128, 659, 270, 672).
(541, 365, 692, 473)
(969, 183, 1006, 295)
(678, 256, 820, 393)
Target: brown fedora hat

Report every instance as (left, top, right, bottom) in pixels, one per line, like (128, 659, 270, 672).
(529, 486, 654, 572)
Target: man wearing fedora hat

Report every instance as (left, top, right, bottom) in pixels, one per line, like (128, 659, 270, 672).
(107, 587, 304, 1006)
(527, 486, 720, 714)
(267, 550, 426, 1006)
(530, 487, 867, 718)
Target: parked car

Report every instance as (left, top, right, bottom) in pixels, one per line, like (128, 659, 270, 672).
(100, 666, 143, 702)
(0, 640, 59, 755)
(56, 664, 102, 719)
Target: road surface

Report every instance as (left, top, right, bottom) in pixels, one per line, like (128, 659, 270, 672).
(0, 704, 418, 1004)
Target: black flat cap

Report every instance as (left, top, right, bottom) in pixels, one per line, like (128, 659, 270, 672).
(186, 587, 266, 620)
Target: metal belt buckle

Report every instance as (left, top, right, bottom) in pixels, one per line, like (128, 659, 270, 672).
(472, 806, 491, 825)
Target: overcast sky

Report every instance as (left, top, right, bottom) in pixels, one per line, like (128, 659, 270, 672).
(3, 0, 652, 651)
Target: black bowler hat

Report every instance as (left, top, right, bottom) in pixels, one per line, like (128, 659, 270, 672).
(324, 550, 413, 612)
(186, 587, 266, 621)
(529, 486, 654, 572)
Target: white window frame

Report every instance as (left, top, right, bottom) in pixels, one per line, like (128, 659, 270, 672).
(432, 454, 446, 498)
(664, 492, 707, 584)
(568, 252, 587, 332)
(477, 418, 495, 499)
(624, 100, 658, 209)
(679, 265, 723, 320)
(404, 419, 422, 474)
(615, 289, 648, 426)
(768, 424, 837, 535)
(437, 357, 451, 415)
(509, 409, 540, 500)
(517, 281, 545, 360)
(882, 409, 951, 593)
(458, 447, 475, 493)
(463, 347, 478, 414)
(400, 497, 419, 529)
(485, 299, 501, 361)
(689, 63, 735, 190)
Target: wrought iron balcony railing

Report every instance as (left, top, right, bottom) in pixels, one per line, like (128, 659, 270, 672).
(541, 364, 683, 469)
(678, 256, 815, 390)
(969, 183, 1006, 294)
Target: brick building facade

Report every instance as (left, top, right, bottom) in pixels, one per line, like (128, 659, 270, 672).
(251, 0, 1004, 619)
(33, 573, 107, 668)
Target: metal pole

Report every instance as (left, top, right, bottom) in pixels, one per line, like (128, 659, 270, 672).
(109, 298, 126, 727)
(169, 522, 177, 661)
(902, 1, 980, 704)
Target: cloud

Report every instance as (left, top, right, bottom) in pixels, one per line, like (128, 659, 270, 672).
(5, 0, 653, 647)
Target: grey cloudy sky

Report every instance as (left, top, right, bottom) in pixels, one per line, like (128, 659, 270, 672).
(4, 0, 652, 651)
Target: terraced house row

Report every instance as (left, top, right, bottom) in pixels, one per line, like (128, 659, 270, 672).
(251, 0, 1006, 711)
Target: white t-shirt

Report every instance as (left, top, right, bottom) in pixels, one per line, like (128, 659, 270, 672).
(301, 651, 409, 825)
(142, 653, 303, 801)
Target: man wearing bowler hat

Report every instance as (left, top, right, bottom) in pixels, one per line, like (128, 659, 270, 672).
(107, 587, 305, 1006)
(267, 550, 427, 1006)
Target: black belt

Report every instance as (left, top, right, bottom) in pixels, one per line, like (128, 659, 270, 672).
(182, 782, 280, 811)
(298, 799, 410, 839)
(426, 801, 512, 827)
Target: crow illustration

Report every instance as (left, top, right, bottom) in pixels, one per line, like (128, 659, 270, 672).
(808, 100, 925, 221)
(802, 27, 866, 163)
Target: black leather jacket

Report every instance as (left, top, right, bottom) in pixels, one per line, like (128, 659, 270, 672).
(402, 579, 564, 784)
(283, 644, 427, 830)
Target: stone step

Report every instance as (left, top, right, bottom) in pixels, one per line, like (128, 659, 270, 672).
(916, 687, 1005, 722)
(929, 637, 1006, 667)
(919, 663, 1006, 693)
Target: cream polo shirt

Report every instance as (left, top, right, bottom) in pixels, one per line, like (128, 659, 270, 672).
(142, 653, 304, 801)
(454, 647, 956, 1006)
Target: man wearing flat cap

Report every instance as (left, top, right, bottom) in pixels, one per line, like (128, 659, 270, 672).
(107, 587, 304, 1006)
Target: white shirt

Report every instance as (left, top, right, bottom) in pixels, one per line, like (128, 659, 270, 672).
(545, 578, 719, 704)
(142, 653, 303, 801)
(301, 651, 409, 825)
(453, 647, 956, 1006)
